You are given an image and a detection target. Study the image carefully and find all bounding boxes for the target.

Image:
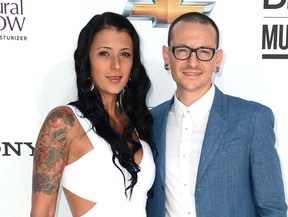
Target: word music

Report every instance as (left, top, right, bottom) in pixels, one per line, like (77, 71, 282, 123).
(262, 0, 288, 59)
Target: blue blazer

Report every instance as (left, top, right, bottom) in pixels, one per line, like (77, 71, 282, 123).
(146, 86, 287, 217)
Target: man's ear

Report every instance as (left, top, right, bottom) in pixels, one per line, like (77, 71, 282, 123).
(215, 49, 223, 70)
(162, 45, 170, 66)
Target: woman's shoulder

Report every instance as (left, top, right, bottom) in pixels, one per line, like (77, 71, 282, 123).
(40, 105, 83, 143)
(48, 105, 74, 114)
(45, 105, 77, 126)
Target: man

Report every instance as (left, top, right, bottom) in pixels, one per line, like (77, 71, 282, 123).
(146, 12, 287, 217)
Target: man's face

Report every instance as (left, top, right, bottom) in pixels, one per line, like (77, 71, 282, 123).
(163, 21, 223, 105)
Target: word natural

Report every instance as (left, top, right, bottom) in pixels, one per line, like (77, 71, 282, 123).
(0, 0, 25, 31)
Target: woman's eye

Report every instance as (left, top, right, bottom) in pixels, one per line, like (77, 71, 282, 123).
(121, 52, 131, 57)
(99, 51, 109, 56)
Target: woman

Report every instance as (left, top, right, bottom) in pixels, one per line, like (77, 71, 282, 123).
(30, 12, 155, 217)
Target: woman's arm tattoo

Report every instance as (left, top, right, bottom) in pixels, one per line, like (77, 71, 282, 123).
(32, 108, 75, 195)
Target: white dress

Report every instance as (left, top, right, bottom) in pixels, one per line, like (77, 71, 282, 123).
(61, 105, 155, 217)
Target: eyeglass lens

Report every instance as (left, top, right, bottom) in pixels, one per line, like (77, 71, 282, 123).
(173, 47, 215, 61)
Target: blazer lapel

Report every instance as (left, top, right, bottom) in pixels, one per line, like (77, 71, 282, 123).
(152, 97, 174, 183)
(196, 87, 229, 185)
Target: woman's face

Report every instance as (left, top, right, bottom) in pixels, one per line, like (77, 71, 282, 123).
(89, 27, 133, 100)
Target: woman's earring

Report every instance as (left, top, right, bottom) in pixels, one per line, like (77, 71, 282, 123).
(89, 82, 95, 91)
(216, 67, 220, 73)
(164, 64, 170, 70)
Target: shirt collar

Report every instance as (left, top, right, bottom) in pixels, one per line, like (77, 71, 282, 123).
(174, 84, 215, 126)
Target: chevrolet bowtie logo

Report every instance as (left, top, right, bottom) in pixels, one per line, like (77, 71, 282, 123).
(122, 0, 216, 27)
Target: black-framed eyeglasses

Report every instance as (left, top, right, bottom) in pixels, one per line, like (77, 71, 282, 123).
(169, 45, 217, 61)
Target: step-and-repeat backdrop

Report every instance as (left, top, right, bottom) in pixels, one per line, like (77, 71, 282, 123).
(0, 0, 287, 216)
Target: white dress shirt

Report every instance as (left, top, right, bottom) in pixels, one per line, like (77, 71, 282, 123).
(165, 85, 215, 217)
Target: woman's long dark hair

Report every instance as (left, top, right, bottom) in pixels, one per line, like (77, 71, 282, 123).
(69, 12, 153, 197)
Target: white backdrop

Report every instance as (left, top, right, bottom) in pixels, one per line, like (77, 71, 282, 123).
(0, 0, 287, 216)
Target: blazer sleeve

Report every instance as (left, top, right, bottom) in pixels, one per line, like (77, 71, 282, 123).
(249, 105, 287, 216)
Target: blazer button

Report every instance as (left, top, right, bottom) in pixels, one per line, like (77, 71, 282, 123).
(147, 190, 154, 198)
